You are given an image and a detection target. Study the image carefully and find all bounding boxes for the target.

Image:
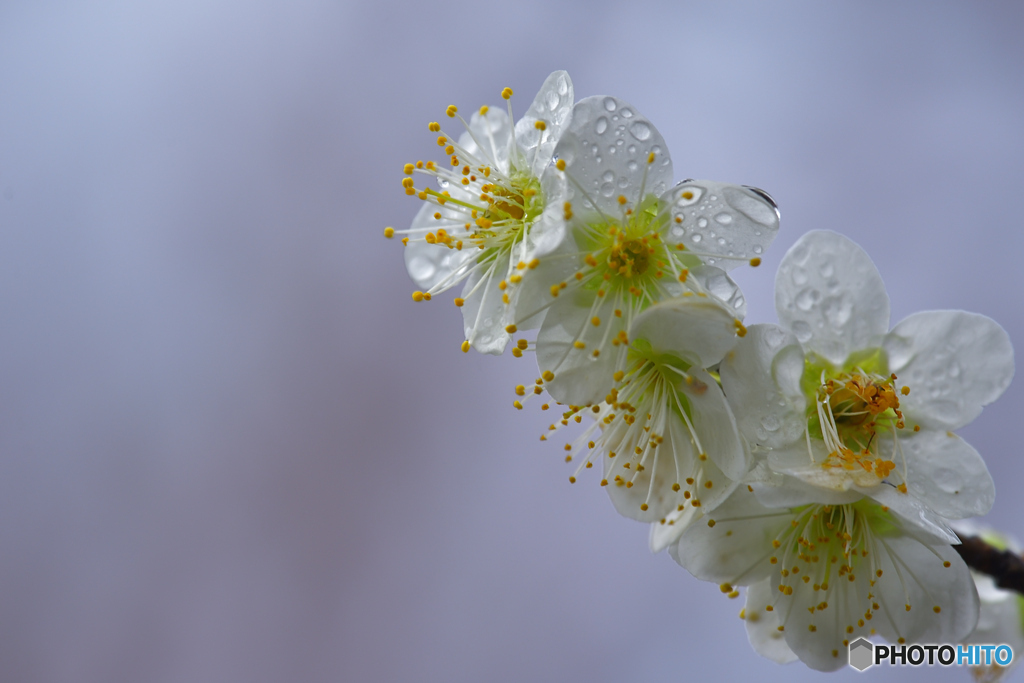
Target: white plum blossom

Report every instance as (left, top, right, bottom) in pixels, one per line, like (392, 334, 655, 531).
(532, 95, 780, 406)
(551, 298, 748, 525)
(388, 71, 574, 354)
(719, 230, 1013, 539)
(673, 482, 980, 672)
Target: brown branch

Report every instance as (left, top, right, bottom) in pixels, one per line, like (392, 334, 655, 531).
(954, 535, 1024, 595)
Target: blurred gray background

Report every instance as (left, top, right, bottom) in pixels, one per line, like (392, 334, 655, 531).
(0, 1, 1021, 681)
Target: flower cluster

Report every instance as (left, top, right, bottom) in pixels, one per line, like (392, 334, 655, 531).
(383, 72, 1016, 672)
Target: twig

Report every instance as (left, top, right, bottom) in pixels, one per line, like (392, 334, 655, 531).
(954, 535, 1024, 595)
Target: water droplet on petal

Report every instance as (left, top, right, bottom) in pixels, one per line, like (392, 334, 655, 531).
(408, 256, 436, 281)
(761, 415, 781, 432)
(595, 117, 609, 135)
(603, 97, 617, 112)
(819, 261, 834, 278)
(791, 267, 808, 286)
(600, 182, 615, 197)
(671, 226, 684, 237)
(697, 217, 708, 228)
(795, 288, 819, 312)
(629, 121, 652, 141)
(621, 108, 633, 118)
(627, 160, 638, 171)
(692, 234, 702, 243)
(791, 320, 813, 343)
(714, 213, 733, 225)
(602, 171, 614, 182)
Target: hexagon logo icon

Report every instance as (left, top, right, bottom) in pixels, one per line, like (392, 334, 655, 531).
(848, 638, 874, 671)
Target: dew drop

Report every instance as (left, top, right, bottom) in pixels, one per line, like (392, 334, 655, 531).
(791, 320, 813, 343)
(627, 144, 637, 154)
(546, 91, 559, 111)
(819, 261, 834, 278)
(603, 97, 617, 112)
(791, 267, 808, 286)
(595, 117, 609, 135)
(617, 177, 628, 188)
(714, 213, 733, 225)
(621, 108, 633, 118)
(795, 288, 819, 312)
(692, 234, 703, 243)
(627, 160, 638, 171)
(629, 121, 652, 141)
(761, 415, 781, 432)
(407, 256, 436, 281)
(602, 171, 614, 183)
(697, 217, 708, 228)
(437, 178, 449, 188)
(600, 182, 615, 197)
(753, 245, 763, 254)
(717, 237, 726, 246)
(671, 226, 684, 237)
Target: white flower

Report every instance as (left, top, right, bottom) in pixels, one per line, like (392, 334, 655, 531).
(552, 298, 748, 525)
(719, 230, 1014, 538)
(954, 522, 1024, 683)
(388, 71, 574, 354)
(532, 95, 780, 406)
(673, 483, 979, 672)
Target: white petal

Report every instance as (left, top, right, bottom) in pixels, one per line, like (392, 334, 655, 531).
(868, 535, 979, 646)
(509, 225, 576, 331)
(751, 473, 862, 508)
(403, 203, 475, 290)
(720, 323, 807, 451)
(535, 287, 624, 405)
(628, 297, 740, 369)
(459, 106, 512, 173)
(671, 487, 787, 585)
(605, 414, 736, 522)
(862, 485, 960, 544)
(679, 368, 750, 481)
(884, 429, 994, 519)
(689, 264, 748, 319)
(460, 266, 510, 355)
(649, 502, 702, 553)
(775, 231, 890, 364)
(513, 71, 574, 178)
(554, 96, 673, 217)
(884, 310, 1014, 430)
(665, 181, 779, 271)
(744, 579, 798, 664)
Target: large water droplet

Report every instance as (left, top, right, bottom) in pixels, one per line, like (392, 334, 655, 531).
(761, 415, 781, 432)
(791, 267, 808, 286)
(595, 117, 609, 135)
(791, 321, 813, 343)
(629, 121, 652, 141)
(697, 217, 708, 228)
(819, 261, 834, 278)
(795, 288, 820, 312)
(408, 256, 436, 281)
(627, 160, 638, 171)
(627, 144, 637, 154)
(714, 213, 733, 225)
(603, 97, 617, 112)
(546, 91, 559, 111)
(621, 108, 633, 118)
(717, 237, 726, 245)
(671, 226, 684, 237)
(822, 295, 852, 327)
(692, 233, 703, 243)
(602, 171, 614, 182)
(600, 182, 615, 197)
(617, 177, 628, 188)
(437, 178, 449, 188)
(753, 245, 763, 254)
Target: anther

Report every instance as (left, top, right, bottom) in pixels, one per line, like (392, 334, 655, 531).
(749, 258, 761, 267)
(383, 227, 394, 238)
(501, 87, 513, 100)
(534, 121, 546, 131)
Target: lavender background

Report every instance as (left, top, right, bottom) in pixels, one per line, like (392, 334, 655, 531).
(0, 1, 1022, 681)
